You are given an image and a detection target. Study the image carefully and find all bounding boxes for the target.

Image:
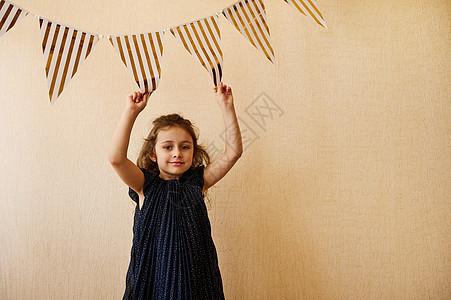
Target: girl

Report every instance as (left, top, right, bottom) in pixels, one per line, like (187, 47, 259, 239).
(109, 82, 242, 299)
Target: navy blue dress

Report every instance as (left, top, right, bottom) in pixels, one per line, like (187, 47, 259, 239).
(123, 166, 225, 299)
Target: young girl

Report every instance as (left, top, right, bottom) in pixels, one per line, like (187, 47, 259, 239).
(109, 82, 242, 299)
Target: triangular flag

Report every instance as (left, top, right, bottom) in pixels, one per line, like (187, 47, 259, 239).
(171, 15, 223, 86)
(223, 0, 275, 63)
(39, 18, 99, 102)
(0, 0, 28, 37)
(109, 32, 164, 94)
(283, 0, 327, 28)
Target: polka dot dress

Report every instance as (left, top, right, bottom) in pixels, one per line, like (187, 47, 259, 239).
(123, 166, 225, 300)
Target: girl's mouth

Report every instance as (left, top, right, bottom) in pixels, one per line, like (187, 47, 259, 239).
(170, 162, 184, 166)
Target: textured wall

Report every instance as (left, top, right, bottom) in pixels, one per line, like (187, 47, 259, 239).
(0, 0, 449, 299)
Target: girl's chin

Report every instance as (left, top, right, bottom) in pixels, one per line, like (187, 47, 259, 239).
(168, 163, 193, 169)
(158, 165, 192, 179)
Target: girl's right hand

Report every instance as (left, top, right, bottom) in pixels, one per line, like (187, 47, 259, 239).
(126, 91, 149, 115)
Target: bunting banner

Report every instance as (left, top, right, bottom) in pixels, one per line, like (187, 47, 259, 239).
(171, 15, 223, 86)
(39, 18, 99, 102)
(283, 0, 327, 28)
(0, 0, 327, 103)
(0, 0, 27, 37)
(223, 0, 275, 63)
(109, 32, 164, 94)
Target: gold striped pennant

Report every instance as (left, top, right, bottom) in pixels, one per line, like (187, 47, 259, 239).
(223, 0, 275, 63)
(170, 15, 223, 86)
(283, 0, 327, 28)
(0, 0, 28, 37)
(39, 18, 99, 102)
(109, 32, 164, 94)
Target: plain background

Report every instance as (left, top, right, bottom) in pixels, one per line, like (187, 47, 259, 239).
(0, 0, 449, 299)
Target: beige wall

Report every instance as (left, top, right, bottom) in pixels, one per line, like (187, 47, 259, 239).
(1, 0, 450, 299)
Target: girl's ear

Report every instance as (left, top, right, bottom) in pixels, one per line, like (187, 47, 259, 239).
(148, 153, 156, 162)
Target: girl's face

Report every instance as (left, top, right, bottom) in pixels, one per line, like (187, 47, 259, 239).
(151, 126, 194, 180)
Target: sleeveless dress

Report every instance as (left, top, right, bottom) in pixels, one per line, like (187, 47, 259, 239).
(123, 166, 225, 300)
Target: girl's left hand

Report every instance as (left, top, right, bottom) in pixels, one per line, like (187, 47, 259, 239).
(213, 82, 234, 109)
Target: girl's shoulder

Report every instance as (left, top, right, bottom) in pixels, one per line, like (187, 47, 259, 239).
(128, 168, 159, 203)
(183, 165, 205, 187)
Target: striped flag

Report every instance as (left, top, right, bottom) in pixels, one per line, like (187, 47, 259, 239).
(171, 15, 223, 86)
(0, 0, 28, 37)
(39, 18, 99, 102)
(109, 32, 164, 94)
(283, 0, 327, 28)
(223, 0, 275, 63)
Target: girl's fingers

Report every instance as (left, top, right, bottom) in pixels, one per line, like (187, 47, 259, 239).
(137, 92, 146, 102)
(128, 91, 147, 103)
(214, 82, 224, 94)
(218, 82, 224, 95)
(214, 82, 233, 97)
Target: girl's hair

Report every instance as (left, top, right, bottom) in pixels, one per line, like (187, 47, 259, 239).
(137, 113, 210, 172)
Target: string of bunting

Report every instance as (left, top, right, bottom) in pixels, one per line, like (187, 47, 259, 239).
(0, 0, 326, 102)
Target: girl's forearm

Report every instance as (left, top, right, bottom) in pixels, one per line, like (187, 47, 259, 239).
(109, 109, 139, 165)
(221, 104, 243, 160)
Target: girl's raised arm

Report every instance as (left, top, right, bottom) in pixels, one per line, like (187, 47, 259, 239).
(203, 83, 243, 193)
(109, 92, 149, 196)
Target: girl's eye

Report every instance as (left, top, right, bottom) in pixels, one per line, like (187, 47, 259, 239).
(181, 146, 190, 150)
(164, 146, 172, 150)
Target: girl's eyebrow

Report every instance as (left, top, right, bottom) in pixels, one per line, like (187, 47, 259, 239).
(161, 140, 193, 144)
